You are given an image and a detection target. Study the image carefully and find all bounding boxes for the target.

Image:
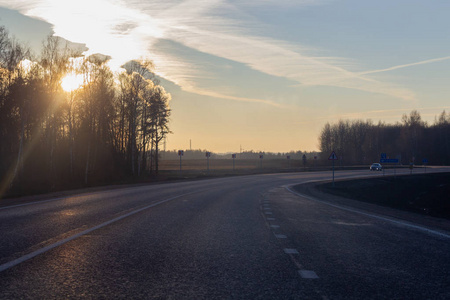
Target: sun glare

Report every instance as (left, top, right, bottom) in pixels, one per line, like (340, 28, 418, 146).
(61, 74, 84, 92)
(19, 59, 34, 74)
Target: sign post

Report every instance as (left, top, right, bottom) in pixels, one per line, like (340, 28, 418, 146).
(328, 151, 338, 186)
(232, 154, 236, 171)
(206, 152, 211, 172)
(302, 154, 307, 171)
(178, 150, 184, 171)
(259, 154, 263, 169)
(380, 157, 399, 178)
(422, 158, 428, 173)
(287, 155, 291, 169)
(380, 153, 386, 176)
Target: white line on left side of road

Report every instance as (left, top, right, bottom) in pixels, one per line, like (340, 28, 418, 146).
(0, 197, 67, 210)
(0, 192, 195, 273)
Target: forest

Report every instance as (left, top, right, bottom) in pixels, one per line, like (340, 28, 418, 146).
(319, 110, 450, 166)
(0, 26, 171, 197)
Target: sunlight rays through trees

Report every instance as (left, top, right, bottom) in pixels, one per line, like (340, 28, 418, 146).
(0, 26, 171, 197)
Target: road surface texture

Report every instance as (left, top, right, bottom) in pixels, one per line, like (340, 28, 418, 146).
(1, 168, 449, 299)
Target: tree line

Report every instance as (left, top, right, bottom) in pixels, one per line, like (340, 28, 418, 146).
(0, 26, 171, 197)
(319, 110, 450, 166)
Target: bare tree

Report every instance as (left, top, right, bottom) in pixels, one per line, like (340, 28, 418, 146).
(149, 85, 171, 175)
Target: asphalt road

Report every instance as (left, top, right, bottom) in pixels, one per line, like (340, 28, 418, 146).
(1, 168, 449, 299)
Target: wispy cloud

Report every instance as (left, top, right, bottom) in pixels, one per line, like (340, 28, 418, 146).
(152, 1, 415, 101)
(0, 0, 416, 103)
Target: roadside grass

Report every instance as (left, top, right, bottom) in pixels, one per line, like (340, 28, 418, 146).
(317, 173, 450, 220)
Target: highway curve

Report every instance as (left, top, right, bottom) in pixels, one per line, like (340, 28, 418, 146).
(1, 167, 449, 299)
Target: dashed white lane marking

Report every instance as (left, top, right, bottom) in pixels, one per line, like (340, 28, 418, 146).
(285, 186, 450, 240)
(263, 207, 271, 210)
(0, 192, 195, 273)
(264, 189, 320, 284)
(265, 212, 273, 215)
(299, 270, 319, 279)
(284, 248, 299, 254)
(275, 234, 287, 239)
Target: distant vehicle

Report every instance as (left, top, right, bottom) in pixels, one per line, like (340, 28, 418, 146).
(370, 163, 382, 171)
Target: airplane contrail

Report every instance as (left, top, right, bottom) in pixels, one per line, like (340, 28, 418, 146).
(359, 56, 450, 75)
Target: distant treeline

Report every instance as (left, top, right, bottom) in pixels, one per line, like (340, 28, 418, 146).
(319, 110, 450, 165)
(160, 149, 318, 160)
(0, 26, 171, 196)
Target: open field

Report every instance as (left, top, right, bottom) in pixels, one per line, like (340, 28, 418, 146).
(159, 158, 304, 171)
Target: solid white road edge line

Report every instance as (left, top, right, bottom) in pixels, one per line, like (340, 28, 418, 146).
(299, 270, 319, 279)
(285, 185, 450, 240)
(284, 248, 299, 254)
(0, 192, 194, 273)
(0, 197, 67, 210)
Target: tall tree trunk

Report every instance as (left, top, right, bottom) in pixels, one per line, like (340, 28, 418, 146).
(85, 141, 90, 185)
(12, 109, 26, 186)
(149, 138, 154, 175)
(68, 95, 74, 177)
(131, 99, 137, 176)
(155, 126, 159, 175)
(50, 122, 55, 188)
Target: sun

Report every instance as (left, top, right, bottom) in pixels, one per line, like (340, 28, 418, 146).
(61, 73, 84, 92)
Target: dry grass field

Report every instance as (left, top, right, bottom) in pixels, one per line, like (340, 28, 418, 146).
(158, 158, 312, 171)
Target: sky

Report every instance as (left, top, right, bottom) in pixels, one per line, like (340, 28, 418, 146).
(0, 0, 449, 153)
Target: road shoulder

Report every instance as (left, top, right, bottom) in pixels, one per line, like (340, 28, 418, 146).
(290, 181, 450, 234)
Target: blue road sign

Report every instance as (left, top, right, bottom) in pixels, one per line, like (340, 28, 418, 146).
(380, 158, 399, 163)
